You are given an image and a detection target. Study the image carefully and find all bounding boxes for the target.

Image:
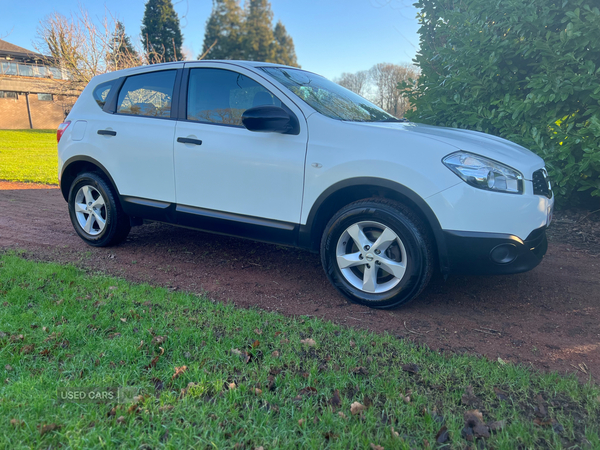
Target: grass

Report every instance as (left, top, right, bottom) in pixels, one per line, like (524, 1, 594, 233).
(1, 252, 599, 449)
(0, 130, 57, 185)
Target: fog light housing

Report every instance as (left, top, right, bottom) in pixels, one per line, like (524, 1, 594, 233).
(490, 243, 518, 264)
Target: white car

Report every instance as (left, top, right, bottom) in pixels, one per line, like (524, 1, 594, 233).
(57, 61, 554, 309)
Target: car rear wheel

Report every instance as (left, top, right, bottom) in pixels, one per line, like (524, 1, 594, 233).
(68, 172, 131, 247)
(321, 198, 433, 309)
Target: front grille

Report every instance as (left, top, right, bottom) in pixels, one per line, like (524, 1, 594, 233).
(532, 168, 552, 198)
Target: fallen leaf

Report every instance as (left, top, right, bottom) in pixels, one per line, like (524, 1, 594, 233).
(497, 357, 507, 365)
(370, 444, 384, 450)
(271, 350, 280, 357)
(106, 333, 121, 339)
(274, 331, 282, 337)
(494, 387, 509, 401)
(390, 426, 399, 437)
(280, 338, 289, 344)
(298, 419, 305, 426)
(464, 409, 484, 426)
(231, 348, 242, 355)
(300, 338, 316, 346)
(324, 431, 338, 440)
(254, 328, 262, 335)
(329, 389, 341, 407)
(5, 365, 12, 371)
(120, 318, 127, 323)
(252, 340, 260, 348)
(352, 366, 368, 375)
(109, 286, 117, 290)
(172, 365, 188, 380)
(10, 334, 24, 342)
(435, 425, 449, 443)
(229, 382, 237, 390)
(338, 412, 347, 419)
(351, 401, 366, 415)
(152, 335, 167, 345)
(461, 385, 481, 407)
(21, 344, 34, 354)
(55, 300, 64, 306)
(39, 423, 62, 435)
(254, 388, 262, 395)
(299, 386, 317, 396)
(137, 340, 144, 350)
(350, 340, 356, 348)
(403, 396, 411, 404)
(488, 420, 506, 432)
(116, 416, 125, 424)
(401, 363, 419, 374)
(145, 347, 164, 370)
(473, 423, 490, 438)
(39, 349, 51, 356)
(10, 419, 24, 427)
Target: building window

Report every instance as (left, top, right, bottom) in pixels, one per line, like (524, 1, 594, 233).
(37, 93, 53, 101)
(0, 91, 18, 99)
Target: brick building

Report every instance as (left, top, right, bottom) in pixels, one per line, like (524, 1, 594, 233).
(0, 39, 78, 129)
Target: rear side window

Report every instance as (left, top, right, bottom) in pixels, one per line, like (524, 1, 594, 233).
(117, 70, 176, 118)
(93, 80, 114, 109)
(187, 68, 281, 126)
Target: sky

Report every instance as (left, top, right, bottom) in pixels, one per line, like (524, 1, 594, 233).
(0, 0, 421, 81)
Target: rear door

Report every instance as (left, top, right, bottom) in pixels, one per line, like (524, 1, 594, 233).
(93, 66, 182, 203)
(173, 63, 308, 233)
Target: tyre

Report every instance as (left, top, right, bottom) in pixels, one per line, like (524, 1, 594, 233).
(68, 172, 131, 247)
(320, 198, 433, 309)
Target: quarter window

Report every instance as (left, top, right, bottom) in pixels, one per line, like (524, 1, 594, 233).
(93, 80, 115, 109)
(117, 70, 176, 118)
(187, 68, 281, 126)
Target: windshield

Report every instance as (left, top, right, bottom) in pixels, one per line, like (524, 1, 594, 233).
(260, 67, 400, 122)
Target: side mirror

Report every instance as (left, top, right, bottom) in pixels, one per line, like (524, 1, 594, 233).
(242, 106, 296, 134)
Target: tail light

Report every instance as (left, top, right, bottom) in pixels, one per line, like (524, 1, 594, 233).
(57, 121, 71, 143)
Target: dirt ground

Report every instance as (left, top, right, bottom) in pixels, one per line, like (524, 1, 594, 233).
(1, 181, 599, 383)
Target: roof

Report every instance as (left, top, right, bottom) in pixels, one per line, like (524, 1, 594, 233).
(0, 38, 44, 60)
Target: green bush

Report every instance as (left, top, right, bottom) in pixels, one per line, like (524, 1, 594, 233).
(404, 0, 600, 205)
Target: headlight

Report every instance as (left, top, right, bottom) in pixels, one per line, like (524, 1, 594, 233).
(442, 151, 523, 194)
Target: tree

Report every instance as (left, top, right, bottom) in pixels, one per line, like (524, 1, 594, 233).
(335, 70, 369, 97)
(36, 7, 161, 96)
(243, 0, 275, 62)
(108, 21, 140, 71)
(370, 63, 418, 118)
(405, 0, 600, 204)
(272, 21, 298, 67)
(201, 0, 244, 60)
(141, 0, 183, 63)
(200, 0, 299, 66)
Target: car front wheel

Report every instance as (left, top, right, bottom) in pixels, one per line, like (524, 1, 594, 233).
(321, 199, 433, 309)
(68, 172, 131, 247)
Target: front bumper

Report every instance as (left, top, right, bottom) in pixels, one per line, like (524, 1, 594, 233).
(443, 226, 548, 275)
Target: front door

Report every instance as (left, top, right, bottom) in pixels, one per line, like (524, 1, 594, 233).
(174, 64, 308, 234)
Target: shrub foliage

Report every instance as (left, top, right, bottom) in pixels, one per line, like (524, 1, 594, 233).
(405, 0, 600, 204)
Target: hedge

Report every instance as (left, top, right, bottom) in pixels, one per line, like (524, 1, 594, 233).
(404, 0, 600, 205)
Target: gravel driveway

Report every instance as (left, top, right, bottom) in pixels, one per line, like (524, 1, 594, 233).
(1, 181, 598, 382)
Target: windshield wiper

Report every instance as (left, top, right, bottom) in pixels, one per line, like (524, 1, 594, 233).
(378, 118, 409, 123)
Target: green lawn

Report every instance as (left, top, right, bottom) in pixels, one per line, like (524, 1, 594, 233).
(1, 253, 598, 449)
(0, 130, 57, 185)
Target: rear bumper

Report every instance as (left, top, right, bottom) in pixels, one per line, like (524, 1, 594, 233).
(443, 226, 548, 275)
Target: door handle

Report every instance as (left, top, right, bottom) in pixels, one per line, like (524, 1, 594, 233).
(97, 130, 116, 136)
(177, 137, 202, 145)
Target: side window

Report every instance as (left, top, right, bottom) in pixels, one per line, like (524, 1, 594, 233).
(117, 70, 176, 118)
(93, 80, 115, 109)
(187, 68, 282, 126)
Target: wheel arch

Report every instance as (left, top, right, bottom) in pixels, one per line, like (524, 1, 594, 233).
(60, 156, 119, 202)
(299, 177, 450, 274)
